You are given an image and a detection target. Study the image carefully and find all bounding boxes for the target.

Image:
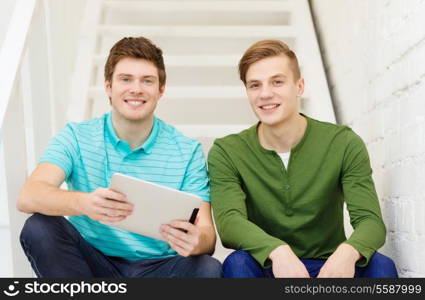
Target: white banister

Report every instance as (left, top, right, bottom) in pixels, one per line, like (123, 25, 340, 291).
(0, 0, 54, 276)
(0, 0, 37, 128)
(2, 76, 34, 277)
(0, 0, 38, 277)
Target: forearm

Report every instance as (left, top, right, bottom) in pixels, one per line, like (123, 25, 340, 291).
(18, 180, 86, 216)
(345, 218, 386, 265)
(216, 213, 284, 266)
(317, 243, 361, 278)
(268, 245, 310, 278)
(336, 243, 361, 262)
(208, 145, 285, 265)
(343, 131, 386, 265)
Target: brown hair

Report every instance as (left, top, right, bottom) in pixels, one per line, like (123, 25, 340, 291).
(238, 39, 300, 84)
(104, 36, 166, 87)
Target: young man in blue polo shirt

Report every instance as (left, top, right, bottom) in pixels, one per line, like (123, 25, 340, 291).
(17, 37, 222, 278)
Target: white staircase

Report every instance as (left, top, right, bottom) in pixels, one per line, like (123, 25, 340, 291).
(67, 0, 336, 262)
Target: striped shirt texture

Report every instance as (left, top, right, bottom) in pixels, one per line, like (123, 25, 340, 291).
(39, 112, 210, 261)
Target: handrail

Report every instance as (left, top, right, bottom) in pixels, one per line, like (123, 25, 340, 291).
(0, 0, 37, 130)
(0, 0, 41, 277)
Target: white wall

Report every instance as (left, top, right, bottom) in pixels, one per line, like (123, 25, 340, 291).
(311, 0, 425, 277)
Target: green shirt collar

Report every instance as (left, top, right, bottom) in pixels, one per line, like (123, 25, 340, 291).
(249, 113, 311, 154)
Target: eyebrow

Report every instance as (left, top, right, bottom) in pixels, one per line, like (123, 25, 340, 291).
(246, 74, 287, 84)
(271, 74, 287, 79)
(116, 73, 157, 78)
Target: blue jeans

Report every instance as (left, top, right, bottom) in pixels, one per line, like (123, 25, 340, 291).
(223, 250, 398, 278)
(20, 213, 222, 278)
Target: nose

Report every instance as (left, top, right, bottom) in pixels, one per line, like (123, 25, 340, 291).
(129, 80, 144, 95)
(259, 84, 273, 100)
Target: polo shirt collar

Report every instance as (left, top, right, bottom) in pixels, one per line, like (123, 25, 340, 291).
(140, 116, 159, 154)
(106, 112, 120, 147)
(105, 112, 159, 154)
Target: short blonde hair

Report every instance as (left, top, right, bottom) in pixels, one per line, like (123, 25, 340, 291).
(238, 39, 300, 84)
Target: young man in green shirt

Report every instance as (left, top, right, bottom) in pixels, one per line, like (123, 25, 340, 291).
(208, 40, 398, 278)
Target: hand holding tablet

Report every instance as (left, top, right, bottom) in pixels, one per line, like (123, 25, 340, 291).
(102, 173, 202, 241)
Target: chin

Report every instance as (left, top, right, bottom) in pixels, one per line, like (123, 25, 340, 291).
(117, 111, 146, 121)
(128, 114, 151, 122)
(258, 115, 285, 127)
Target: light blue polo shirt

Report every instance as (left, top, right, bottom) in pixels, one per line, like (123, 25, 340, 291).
(39, 112, 210, 261)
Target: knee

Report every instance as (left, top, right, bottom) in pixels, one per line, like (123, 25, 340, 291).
(193, 255, 223, 278)
(21, 213, 49, 242)
(20, 213, 63, 248)
(223, 250, 256, 270)
(222, 250, 265, 278)
(369, 253, 398, 278)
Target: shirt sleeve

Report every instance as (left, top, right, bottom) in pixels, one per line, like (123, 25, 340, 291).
(38, 124, 78, 180)
(179, 142, 210, 202)
(342, 130, 386, 267)
(208, 142, 285, 267)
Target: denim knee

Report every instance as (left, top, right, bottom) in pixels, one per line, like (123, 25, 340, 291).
(20, 213, 51, 245)
(223, 250, 256, 269)
(222, 250, 266, 278)
(20, 213, 69, 253)
(192, 255, 222, 278)
(368, 252, 398, 278)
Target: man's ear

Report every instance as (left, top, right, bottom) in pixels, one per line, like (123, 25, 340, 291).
(158, 85, 165, 98)
(296, 77, 305, 97)
(105, 80, 112, 98)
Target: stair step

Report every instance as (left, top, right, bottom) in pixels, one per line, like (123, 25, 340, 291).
(94, 55, 241, 67)
(98, 25, 297, 38)
(104, 1, 293, 12)
(102, 1, 292, 26)
(175, 125, 251, 138)
(77, 0, 333, 125)
(98, 36, 296, 56)
(155, 98, 257, 125)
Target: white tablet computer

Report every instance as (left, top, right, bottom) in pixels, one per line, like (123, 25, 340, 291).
(102, 173, 202, 241)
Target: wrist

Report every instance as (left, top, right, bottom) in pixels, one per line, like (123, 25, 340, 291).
(269, 244, 291, 261)
(339, 243, 361, 263)
(71, 192, 87, 215)
(195, 226, 215, 256)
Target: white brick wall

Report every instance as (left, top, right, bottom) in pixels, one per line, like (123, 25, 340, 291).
(311, 0, 425, 277)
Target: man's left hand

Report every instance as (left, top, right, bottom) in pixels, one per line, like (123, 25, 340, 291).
(317, 243, 361, 278)
(159, 220, 201, 257)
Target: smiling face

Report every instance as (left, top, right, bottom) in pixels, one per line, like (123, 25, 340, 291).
(105, 57, 164, 123)
(245, 55, 304, 127)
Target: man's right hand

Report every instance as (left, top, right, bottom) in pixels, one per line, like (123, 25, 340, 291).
(75, 188, 133, 222)
(269, 245, 310, 278)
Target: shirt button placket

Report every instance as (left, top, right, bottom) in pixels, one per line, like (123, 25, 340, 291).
(284, 184, 293, 216)
(276, 153, 293, 217)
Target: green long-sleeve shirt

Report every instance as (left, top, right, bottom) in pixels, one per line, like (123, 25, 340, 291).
(208, 115, 386, 268)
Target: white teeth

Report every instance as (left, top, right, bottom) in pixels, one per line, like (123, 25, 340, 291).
(127, 100, 144, 105)
(261, 104, 279, 110)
